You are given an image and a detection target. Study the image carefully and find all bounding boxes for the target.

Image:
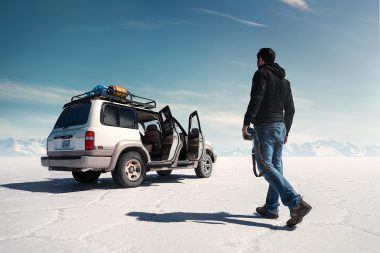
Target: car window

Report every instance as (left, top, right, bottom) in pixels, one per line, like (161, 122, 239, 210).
(54, 102, 91, 129)
(119, 107, 135, 128)
(103, 105, 118, 126)
(102, 104, 136, 128)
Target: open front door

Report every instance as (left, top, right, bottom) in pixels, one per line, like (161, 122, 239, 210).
(159, 105, 180, 161)
(187, 111, 204, 161)
(158, 105, 173, 137)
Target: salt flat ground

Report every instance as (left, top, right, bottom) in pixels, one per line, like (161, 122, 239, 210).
(0, 157, 379, 253)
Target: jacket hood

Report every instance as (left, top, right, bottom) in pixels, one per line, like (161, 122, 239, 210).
(260, 63, 286, 79)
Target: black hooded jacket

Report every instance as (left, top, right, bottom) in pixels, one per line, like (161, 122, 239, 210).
(243, 63, 295, 135)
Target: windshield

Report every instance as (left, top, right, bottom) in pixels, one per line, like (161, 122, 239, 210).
(54, 102, 91, 129)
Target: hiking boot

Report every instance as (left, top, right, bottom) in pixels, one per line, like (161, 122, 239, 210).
(256, 205, 279, 219)
(286, 199, 312, 227)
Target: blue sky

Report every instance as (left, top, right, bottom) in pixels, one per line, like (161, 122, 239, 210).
(0, 0, 379, 151)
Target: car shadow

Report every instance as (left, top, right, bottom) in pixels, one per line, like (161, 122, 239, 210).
(142, 173, 198, 186)
(0, 178, 118, 194)
(127, 211, 294, 231)
(0, 173, 198, 194)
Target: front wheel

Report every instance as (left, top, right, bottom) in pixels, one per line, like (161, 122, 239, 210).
(112, 151, 146, 188)
(195, 154, 213, 178)
(72, 171, 101, 183)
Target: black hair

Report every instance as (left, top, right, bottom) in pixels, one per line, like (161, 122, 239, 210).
(257, 48, 276, 63)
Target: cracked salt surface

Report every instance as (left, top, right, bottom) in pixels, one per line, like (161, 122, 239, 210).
(0, 156, 379, 253)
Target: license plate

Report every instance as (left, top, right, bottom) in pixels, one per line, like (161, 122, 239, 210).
(61, 139, 70, 149)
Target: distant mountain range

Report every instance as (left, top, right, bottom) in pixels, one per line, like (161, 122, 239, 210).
(1, 137, 380, 157)
(284, 140, 380, 157)
(0, 138, 46, 156)
(219, 139, 380, 157)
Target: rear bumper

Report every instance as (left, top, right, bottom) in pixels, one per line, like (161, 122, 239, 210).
(41, 156, 111, 171)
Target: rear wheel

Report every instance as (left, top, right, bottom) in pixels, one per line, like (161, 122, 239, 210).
(195, 154, 213, 178)
(72, 171, 101, 183)
(156, 170, 172, 176)
(112, 151, 146, 188)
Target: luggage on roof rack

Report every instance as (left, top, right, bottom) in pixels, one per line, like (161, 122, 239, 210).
(67, 85, 156, 109)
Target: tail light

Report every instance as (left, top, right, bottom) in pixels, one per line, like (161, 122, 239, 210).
(85, 131, 94, 150)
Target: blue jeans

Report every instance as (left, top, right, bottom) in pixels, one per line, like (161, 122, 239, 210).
(253, 122, 301, 214)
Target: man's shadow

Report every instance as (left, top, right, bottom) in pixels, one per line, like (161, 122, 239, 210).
(127, 211, 294, 231)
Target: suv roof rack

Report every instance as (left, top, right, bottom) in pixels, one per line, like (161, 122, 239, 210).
(64, 86, 156, 110)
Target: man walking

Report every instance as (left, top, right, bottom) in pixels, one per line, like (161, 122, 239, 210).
(242, 48, 311, 227)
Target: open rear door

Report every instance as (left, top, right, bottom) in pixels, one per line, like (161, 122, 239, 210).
(187, 111, 204, 161)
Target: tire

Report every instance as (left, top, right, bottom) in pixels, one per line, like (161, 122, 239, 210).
(72, 171, 101, 183)
(195, 153, 213, 178)
(112, 151, 146, 188)
(156, 170, 172, 176)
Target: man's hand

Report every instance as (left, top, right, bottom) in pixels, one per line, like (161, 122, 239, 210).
(242, 125, 251, 140)
(284, 135, 288, 144)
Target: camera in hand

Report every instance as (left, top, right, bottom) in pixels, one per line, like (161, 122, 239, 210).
(243, 127, 255, 141)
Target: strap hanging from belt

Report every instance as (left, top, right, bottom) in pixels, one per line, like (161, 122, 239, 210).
(251, 131, 270, 177)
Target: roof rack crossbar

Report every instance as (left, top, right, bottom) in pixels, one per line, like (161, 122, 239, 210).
(68, 87, 156, 110)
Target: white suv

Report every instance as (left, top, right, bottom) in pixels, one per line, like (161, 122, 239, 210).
(41, 86, 217, 188)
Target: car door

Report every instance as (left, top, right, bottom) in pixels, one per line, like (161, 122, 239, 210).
(187, 111, 204, 161)
(158, 106, 174, 137)
(159, 105, 180, 161)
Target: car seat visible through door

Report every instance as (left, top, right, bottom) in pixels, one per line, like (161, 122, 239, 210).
(143, 124, 162, 159)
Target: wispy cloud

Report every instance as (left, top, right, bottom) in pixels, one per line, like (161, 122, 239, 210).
(223, 59, 253, 68)
(161, 90, 210, 99)
(201, 111, 242, 127)
(64, 26, 113, 33)
(0, 80, 82, 105)
(0, 115, 55, 139)
(195, 8, 267, 27)
(122, 21, 158, 30)
(282, 0, 310, 11)
(137, 87, 221, 103)
(64, 20, 190, 32)
(357, 16, 379, 26)
(121, 19, 190, 30)
(294, 96, 314, 109)
(0, 118, 31, 139)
